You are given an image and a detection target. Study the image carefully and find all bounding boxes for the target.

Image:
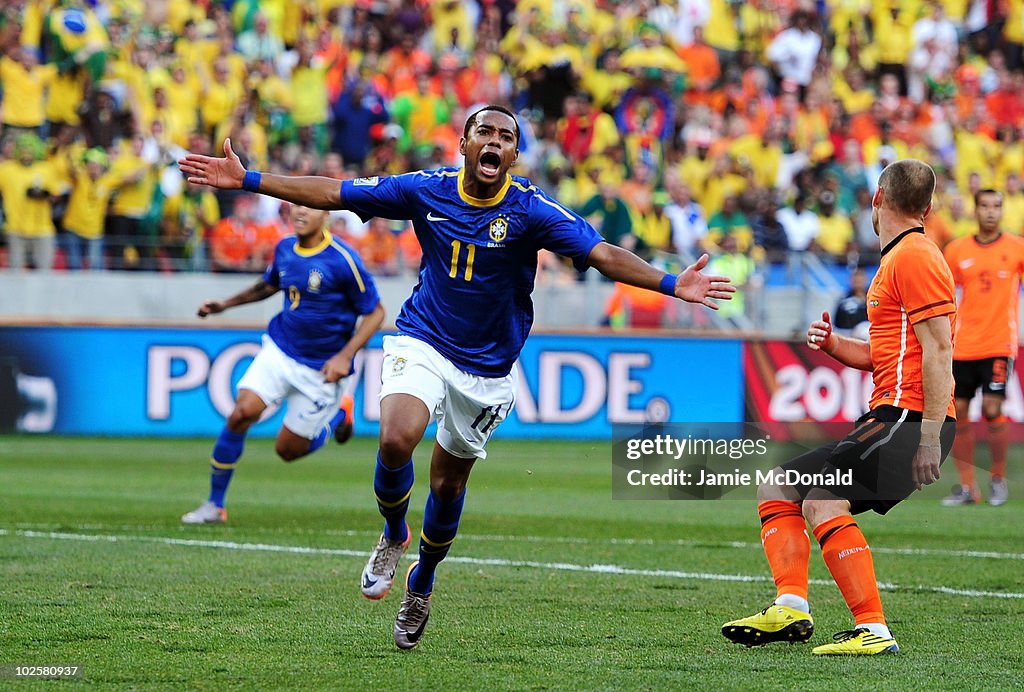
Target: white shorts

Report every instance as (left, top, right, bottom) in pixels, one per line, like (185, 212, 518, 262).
(379, 335, 516, 460)
(237, 335, 344, 439)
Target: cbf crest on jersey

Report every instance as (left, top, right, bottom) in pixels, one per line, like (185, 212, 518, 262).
(308, 269, 323, 293)
(488, 216, 508, 246)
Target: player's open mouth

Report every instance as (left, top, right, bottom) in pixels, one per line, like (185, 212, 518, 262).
(479, 152, 501, 177)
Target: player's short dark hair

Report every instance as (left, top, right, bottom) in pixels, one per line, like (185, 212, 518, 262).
(975, 188, 1003, 206)
(877, 159, 935, 216)
(464, 105, 520, 148)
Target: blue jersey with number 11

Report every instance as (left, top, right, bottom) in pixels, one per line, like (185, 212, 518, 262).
(341, 169, 603, 377)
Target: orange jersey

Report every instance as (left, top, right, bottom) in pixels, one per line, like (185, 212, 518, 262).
(867, 229, 956, 417)
(943, 233, 1024, 360)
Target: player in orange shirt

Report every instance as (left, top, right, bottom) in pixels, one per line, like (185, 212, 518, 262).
(941, 190, 1024, 506)
(722, 160, 956, 656)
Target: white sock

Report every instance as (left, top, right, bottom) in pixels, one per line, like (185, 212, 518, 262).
(774, 594, 810, 614)
(856, 622, 893, 639)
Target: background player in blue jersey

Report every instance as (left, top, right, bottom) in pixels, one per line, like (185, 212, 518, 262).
(179, 105, 733, 646)
(181, 203, 385, 525)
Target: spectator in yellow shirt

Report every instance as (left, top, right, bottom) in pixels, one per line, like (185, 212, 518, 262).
(108, 133, 158, 270)
(0, 45, 57, 136)
(1003, 172, 1024, 234)
(162, 62, 200, 139)
(873, 4, 914, 94)
(0, 134, 61, 270)
(814, 191, 855, 263)
(707, 233, 755, 321)
(160, 178, 220, 272)
(63, 147, 122, 271)
(289, 40, 331, 154)
(555, 91, 620, 166)
(200, 57, 243, 138)
(633, 190, 674, 253)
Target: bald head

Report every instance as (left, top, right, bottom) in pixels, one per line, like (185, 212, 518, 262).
(877, 160, 935, 217)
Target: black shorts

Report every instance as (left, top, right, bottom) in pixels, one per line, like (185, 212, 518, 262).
(953, 357, 1012, 399)
(778, 405, 955, 516)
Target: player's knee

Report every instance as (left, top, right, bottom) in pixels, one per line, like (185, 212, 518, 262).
(275, 441, 308, 462)
(430, 477, 466, 502)
(226, 408, 259, 432)
(800, 497, 847, 526)
(378, 425, 418, 465)
(756, 468, 797, 503)
(982, 403, 1003, 421)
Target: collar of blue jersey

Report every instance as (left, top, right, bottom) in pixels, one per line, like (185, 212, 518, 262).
(457, 169, 512, 207)
(294, 230, 332, 256)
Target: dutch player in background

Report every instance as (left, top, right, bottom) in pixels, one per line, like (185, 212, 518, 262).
(181, 203, 385, 525)
(179, 105, 734, 649)
(941, 189, 1024, 507)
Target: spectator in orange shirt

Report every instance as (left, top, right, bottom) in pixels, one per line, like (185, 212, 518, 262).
(397, 222, 422, 274)
(208, 194, 280, 273)
(356, 217, 399, 276)
(985, 71, 1024, 128)
(849, 101, 884, 144)
(678, 26, 721, 106)
(380, 31, 432, 98)
(604, 281, 669, 329)
(954, 64, 983, 121)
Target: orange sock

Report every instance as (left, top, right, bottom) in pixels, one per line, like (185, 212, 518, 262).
(951, 421, 977, 489)
(758, 500, 810, 602)
(813, 516, 885, 625)
(987, 415, 1008, 482)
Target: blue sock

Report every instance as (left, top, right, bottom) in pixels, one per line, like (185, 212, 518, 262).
(409, 488, 466, 595)
(208, 428, 245, 508)
(307, 409, 346, 454)
(374, 453, 413, 542)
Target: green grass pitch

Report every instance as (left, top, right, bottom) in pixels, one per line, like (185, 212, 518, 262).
(1, 435, 1022, 689)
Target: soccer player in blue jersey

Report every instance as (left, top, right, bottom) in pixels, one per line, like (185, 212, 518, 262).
(179, 105, 733, 647)
(181, 203, 385, 525)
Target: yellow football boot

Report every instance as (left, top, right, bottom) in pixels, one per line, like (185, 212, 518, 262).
(812, 628, 900, 655)
(722, 604, 814, 647)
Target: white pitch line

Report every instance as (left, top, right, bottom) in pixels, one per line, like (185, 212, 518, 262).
(11, 522, 1024, 561)
(3, 529, 1022, 600)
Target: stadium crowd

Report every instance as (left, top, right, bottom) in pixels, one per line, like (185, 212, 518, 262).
(1, 0, 1023, 297)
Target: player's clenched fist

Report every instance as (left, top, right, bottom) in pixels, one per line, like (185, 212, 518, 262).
(806, 311, 834, 352)
(197, 300, 225, 318)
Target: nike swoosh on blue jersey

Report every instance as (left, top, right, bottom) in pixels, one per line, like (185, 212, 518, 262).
(426, 212, 450, 221)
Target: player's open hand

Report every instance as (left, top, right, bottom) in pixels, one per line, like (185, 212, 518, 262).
(321, 354, 352, 383)
(197, 300, 225, 318)
(807, 311, 834, 352)
(178, 139, 245, 189)
(675, 253, 735, 310)
(911, 443, 942, 490)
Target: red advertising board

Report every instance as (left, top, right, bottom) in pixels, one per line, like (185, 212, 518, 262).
(744, 340, 1024, 440)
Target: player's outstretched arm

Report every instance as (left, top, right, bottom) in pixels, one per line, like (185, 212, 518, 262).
(586, 242, 734, 310)
(321, 303, 386, 382)
(179, 139, 346, 210)
(806, 311, 872, 370)
(197, 279, 278, 318)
